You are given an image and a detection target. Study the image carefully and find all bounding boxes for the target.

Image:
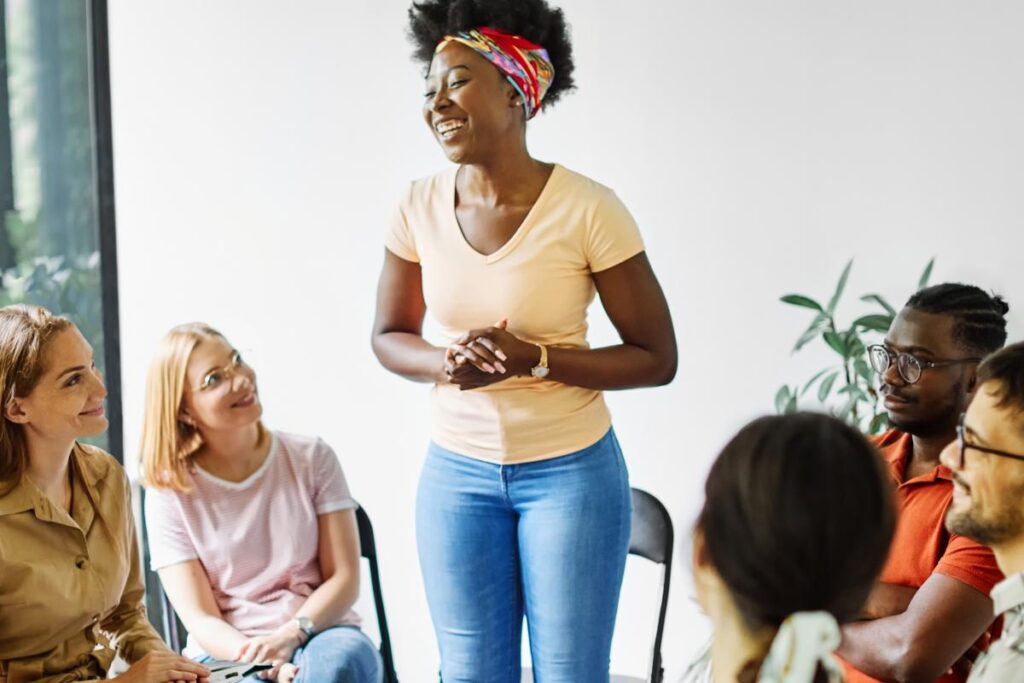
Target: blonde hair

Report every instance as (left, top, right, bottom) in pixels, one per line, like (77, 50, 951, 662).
(0, 305, 74, 490)
(138, 322, 264, 492)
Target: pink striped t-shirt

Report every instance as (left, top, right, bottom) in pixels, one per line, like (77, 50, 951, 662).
(144, 431, 360, 657)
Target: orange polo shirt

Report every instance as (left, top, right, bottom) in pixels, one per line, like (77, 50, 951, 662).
(842, 429, 1003, 683)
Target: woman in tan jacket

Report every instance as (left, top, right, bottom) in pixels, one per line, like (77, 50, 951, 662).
(0, 305, 209, 683)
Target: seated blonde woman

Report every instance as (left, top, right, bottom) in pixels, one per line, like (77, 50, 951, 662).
(0, 304, 209, 683)
(139, 323, 381, 683)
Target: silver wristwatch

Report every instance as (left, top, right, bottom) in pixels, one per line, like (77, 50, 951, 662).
(293, 616, 315, 639)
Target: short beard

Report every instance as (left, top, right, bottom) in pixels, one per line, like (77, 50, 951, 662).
(947, 493, 1024, 546)
(889, 413, 954, 438)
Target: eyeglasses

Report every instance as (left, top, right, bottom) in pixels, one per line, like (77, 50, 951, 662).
(954, 414, 1024, 469)
(195, 350, 249, 392)
(867, 344, 980, 385)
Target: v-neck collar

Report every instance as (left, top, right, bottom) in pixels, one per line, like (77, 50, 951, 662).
(449, 163, 562, 265)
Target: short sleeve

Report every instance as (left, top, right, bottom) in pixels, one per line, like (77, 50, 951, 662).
(585, 187, 645, 273)
(935, 532, 1004, 595)
(143, 487, 199, 571)
(384, 185, 420, 263)
(311, 439, 357, 516)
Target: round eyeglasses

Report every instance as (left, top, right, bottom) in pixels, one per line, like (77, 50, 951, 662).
(195, 350, 249, 392)
(867, 344, 980, 385)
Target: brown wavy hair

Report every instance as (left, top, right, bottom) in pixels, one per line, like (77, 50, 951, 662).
(0, 305, 74, 492)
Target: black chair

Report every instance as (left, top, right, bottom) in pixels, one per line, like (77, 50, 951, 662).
(159, 587, 186, 654)
(463, 487, 675, 683)
(614, 487, 674, 683)
(356, 505, 400, 683)
(136, 484, 188, 652)
(151, 505, 399, 683)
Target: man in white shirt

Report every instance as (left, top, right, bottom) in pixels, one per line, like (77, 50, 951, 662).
(942, 341, 1024, 682)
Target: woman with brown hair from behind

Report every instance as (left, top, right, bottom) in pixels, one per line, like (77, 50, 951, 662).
(687, 413, 896, 683)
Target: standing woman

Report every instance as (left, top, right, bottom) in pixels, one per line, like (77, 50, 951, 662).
(0, 305, 209, 683)
(372, 1, 677, 680)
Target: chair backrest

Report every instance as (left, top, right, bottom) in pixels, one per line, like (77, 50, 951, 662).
(628, 488, 673, 683)
(150, 504, 398, 683)
(160, 586, 185, 653)
(439, 489, 673, 683)
(356, 505, 400, 683)
(135, 484, 186, 652)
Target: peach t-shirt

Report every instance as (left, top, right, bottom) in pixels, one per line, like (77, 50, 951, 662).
(386, 164, 645, 463)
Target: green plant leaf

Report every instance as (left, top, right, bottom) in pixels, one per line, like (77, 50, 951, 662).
(823, 331, 847, 356)
(801, 366, 839, 396)
(818, 371, 840, 402)
(860, 294, 896, 317)
(835, 396, 858, 422)
(781, 294, 824, 312)
(847, 337, 866, 359)
(854, 358, 873, 383)
(842, 327, 861, 347)
(835, 393, 860, 423)
(826, 260, 853, 316)
(786, 394, 798, 414)
(838, 384, 870, 402)
(793, 312, 828, 352)
(869, 412, 890, 434)
(852, 314, 893, 333)
(918, 258, 935, 290)
(775, 385, 792, 414)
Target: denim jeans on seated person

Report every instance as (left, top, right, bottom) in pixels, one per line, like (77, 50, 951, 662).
(416, 427, 632, 683)
(198, 625, 382, 683)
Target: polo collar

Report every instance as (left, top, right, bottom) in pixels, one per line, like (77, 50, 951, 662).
(882, 430, 953, 486)
(992, 572, 1024, 617)
(0, 443, 111, 529)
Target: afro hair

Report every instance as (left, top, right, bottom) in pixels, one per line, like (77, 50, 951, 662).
(408, 0, 576, 108)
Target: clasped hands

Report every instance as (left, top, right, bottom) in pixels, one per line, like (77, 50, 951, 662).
(234, 623, 305, 682)
(444, 320, 541, 391)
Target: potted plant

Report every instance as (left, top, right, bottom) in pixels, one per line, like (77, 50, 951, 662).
(775, 259, 934, 434)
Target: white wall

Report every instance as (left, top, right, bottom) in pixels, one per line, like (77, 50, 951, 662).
(108, 1, 1024, 679)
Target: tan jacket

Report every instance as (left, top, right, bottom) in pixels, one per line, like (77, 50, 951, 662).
(0, 443, 166, 682)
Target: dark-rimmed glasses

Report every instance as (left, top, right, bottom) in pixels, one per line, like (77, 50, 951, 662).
(867, 344, 981, 385)
(953, 413, 1024, 469)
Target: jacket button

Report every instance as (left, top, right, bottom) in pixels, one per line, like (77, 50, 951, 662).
(75, 557, 87, 569)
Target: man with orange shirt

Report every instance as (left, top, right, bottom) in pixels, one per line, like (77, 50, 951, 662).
(837, 283, 1010, 682)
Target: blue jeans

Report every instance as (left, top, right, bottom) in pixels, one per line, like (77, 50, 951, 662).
(416, 428, 632, 683)
(198, 626, 382, 683)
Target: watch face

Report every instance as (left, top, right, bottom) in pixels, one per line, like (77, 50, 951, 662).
(532, 366, 549, 378)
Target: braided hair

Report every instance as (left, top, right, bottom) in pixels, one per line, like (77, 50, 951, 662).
(906, 283, 1009, 356)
